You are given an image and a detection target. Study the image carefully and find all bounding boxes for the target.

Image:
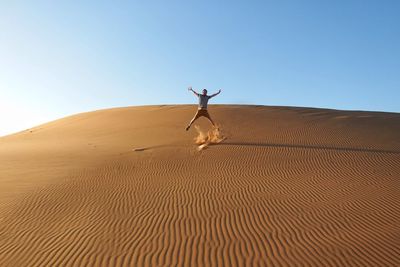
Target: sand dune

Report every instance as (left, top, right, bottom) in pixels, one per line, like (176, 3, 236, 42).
(0, 105, 399, 267)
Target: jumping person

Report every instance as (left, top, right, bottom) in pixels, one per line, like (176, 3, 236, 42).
(186, 86, 221, 131)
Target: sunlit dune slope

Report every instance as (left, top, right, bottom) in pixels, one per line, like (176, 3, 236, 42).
(0, 105, 399, 267)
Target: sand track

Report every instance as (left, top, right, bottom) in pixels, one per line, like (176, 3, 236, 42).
(0, 105, 399, 266)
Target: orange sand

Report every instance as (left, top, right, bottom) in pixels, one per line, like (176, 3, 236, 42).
(0, 105, 399, 266)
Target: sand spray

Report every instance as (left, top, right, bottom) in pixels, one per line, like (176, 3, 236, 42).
(194, 125, 225, 150)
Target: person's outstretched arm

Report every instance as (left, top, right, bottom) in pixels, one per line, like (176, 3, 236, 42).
(209, 89, 222, 98)
(188, 86, 199, 96)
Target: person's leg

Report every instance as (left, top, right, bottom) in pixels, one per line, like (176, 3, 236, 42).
(203, 111, 216, 126)
(186, 110, 201, 130)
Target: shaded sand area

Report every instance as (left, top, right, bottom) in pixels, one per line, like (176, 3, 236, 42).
(0, 105, 399, 267)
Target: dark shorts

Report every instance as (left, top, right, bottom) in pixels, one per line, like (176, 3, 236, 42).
(196, 109, 210, 117)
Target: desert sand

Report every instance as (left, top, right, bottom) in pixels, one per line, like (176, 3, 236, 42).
(0, 105, 399, 267)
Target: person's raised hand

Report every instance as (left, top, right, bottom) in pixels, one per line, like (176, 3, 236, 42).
(218, 89, 222, 93)
(188, 86, 192, 91)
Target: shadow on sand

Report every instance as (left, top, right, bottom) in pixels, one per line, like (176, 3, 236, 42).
(219, 142, 400, 155)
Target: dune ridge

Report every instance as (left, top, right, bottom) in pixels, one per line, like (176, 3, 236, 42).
(0, 105, 399, 267)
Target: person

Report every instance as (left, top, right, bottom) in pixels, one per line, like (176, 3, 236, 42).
(186, 86, 221, 131)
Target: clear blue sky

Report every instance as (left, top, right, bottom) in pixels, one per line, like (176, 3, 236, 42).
(1, 1, 399, 136)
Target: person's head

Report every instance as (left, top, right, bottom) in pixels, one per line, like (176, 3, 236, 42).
(202, 89, 207, 95)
